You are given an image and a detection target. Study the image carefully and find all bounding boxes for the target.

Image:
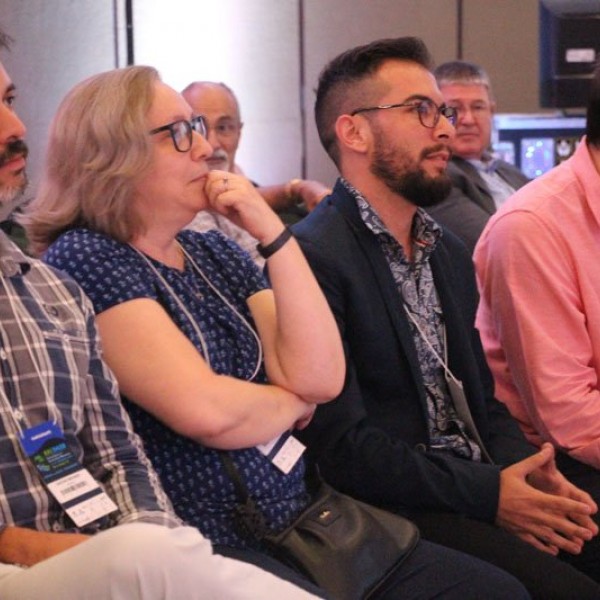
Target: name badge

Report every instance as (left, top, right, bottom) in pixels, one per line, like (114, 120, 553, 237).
(19, 420, 117, 527)
(257, 431, 305, 474)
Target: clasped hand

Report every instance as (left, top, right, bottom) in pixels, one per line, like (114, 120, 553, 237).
(496, 443, 598, 555)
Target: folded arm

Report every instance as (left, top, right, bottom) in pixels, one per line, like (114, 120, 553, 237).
(206, 171, 345, 402)
(257, 178, 330, 213)
(97, 299, 315, 449)
(78, 289, 183, 526)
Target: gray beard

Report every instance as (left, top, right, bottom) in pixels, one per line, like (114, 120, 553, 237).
(0, 180, 27, 221)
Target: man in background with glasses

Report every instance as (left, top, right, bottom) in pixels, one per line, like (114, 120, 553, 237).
(425, 60, 529, 253)
(292, 36, 600, 597)
(182, 81, 330, 266)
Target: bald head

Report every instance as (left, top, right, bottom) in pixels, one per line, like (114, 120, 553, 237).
(182, 81, 243, 172)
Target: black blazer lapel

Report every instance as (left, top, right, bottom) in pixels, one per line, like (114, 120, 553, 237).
(429, 245, 490, 428)
(495, 161, 530, 190)
(450, 158, 496, 214)
(330, 187, 429, 403)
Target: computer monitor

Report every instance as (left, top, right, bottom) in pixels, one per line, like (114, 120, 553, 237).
(493, 113, 586, 178)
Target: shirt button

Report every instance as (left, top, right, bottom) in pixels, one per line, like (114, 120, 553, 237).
(414, 443, 427, 452)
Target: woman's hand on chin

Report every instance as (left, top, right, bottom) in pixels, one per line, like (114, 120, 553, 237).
(204, 170, 284, 243)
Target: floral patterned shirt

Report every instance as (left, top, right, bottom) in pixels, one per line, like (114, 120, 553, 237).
(343, 179, 480, 460)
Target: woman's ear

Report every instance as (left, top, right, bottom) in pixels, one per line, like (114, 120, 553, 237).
(334, 114, 370, 156)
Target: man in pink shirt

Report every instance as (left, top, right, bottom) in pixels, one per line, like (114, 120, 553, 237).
(474, 62, 600, 580)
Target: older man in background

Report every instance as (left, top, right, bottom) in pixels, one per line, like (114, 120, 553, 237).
(426, 60, 529, 253)
(182, 81, 329, 265)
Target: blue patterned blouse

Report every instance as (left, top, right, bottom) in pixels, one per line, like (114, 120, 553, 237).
(44, 228, 309, 548)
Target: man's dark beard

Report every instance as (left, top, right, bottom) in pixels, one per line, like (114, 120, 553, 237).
(371, 142, 452, 208)
(0, 138, 29, 169)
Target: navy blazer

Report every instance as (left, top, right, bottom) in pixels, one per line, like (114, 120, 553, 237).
(293, 180, 533, 522)
(426, 157, 530, 253)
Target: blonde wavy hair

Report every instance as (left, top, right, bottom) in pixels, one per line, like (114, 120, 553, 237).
(23, 65, 160, 255)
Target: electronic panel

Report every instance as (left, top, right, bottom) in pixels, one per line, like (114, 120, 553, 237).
(493, 113, 586, 177)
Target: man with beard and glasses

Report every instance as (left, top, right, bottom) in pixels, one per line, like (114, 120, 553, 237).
(182, 81, 330, 266)
(0, 28, 327, 600)
(292, 36, 600, 598)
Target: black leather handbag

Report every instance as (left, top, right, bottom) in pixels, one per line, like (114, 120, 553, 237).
(220, 453, 420, 600)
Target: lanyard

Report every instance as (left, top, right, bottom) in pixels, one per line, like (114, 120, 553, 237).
(404, 305, 493, 463)
(130, 242, 263, 382)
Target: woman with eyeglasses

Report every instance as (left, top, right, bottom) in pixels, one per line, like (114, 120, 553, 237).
(22, 65, 531, 600)
(22, 65, 343, 591)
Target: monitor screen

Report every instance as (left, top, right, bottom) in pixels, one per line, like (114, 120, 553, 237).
(521, 138, 554, 178)
(519, 136, 581, 178)
(494, 113, 585, 177)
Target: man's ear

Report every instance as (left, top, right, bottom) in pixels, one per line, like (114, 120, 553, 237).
(335, 114, 370, 155)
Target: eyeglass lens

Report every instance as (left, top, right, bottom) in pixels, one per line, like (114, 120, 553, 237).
(418, 101, 457, 128)
(172, 117, 207, 152)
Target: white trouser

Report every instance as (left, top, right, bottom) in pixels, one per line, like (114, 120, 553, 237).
(0, 523, 319, 599)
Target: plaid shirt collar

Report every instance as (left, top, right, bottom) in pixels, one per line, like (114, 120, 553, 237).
(0, 231, 30, 276)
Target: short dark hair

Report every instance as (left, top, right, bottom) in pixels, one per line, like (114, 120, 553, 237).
(314, 37, 432, 167)
(586, 61, 600, 146)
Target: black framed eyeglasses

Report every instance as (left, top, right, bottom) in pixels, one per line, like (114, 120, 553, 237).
(350, 99, 457, 129)
(149, 115, 208, 152)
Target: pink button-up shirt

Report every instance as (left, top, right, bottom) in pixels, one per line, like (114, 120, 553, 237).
(474, 138, 600, 468)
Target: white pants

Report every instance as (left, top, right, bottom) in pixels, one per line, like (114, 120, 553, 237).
(0, 523, 320, 599)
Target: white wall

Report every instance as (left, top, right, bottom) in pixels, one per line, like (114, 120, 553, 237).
(133, 0, 302, 187)
(1, 0, 126, 199)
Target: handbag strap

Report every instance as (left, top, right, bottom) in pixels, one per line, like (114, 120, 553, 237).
(219, 451, 269, 540)
(219, 451, 252, 502)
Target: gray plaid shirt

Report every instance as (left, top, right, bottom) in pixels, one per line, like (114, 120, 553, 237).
(0, 233, 180, 533)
